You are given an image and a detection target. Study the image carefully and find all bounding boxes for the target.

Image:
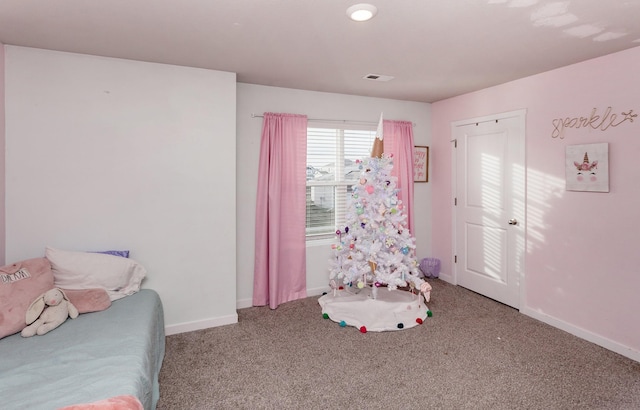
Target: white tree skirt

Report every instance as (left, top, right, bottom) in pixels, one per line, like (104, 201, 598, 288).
(318, 286, 430, 332)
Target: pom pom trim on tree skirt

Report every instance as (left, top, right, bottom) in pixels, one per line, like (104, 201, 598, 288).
(318, 286, 431, 332)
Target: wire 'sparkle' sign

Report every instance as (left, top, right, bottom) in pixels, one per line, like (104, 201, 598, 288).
(551, 107, 637, 139)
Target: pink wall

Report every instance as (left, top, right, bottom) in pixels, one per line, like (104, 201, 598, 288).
(432, 46, 640, 358)
(0, 43, 5, 266)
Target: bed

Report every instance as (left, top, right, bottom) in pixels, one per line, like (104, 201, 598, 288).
(0, 289, 165, 410)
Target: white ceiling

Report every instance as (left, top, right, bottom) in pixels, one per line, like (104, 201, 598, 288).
(1, 0, 639, 103)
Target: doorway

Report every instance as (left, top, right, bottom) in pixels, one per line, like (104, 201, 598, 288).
(452, 110, 525, 309)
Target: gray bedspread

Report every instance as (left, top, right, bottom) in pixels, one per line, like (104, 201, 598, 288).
(0, 289, 165, 410)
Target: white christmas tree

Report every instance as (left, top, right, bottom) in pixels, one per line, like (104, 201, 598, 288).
(328, 115, 429, 300)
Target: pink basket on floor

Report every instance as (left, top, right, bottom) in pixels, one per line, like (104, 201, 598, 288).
(419, 258, 440, 278)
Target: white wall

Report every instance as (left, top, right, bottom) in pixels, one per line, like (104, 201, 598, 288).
(236, 83, 431, 307)
(4, 46, 238, 334)
(0, 43, 5, 266)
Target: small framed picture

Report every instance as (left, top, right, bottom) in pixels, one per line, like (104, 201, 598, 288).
(413, 146, 429, 183)
(565, 143, 609, 192)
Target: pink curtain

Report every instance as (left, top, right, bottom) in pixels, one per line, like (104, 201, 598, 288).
(383, 120, 415, 234)
(253, 113, 308, 309)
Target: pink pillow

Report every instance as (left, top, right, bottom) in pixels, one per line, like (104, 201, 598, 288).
(0, 257, 54, 339)
(62, 288, 111, 313)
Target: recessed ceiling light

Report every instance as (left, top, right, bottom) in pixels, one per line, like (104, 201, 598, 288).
(347, 4, 378, 22)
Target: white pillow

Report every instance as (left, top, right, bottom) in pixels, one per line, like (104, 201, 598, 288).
(45, 247, 147, 301)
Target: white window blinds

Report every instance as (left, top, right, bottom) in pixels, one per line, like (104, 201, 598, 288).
(306, 126, 376, 238)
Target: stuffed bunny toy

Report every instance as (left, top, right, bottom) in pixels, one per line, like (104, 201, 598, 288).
(21, 288, 79, 337)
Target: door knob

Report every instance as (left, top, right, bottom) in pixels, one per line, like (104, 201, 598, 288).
(508, 218, 518, 225)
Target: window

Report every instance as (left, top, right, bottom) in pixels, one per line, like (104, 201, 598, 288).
(306, 125, 376, 239)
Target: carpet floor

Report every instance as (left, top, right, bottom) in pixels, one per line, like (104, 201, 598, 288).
(157, 279, 640, 410)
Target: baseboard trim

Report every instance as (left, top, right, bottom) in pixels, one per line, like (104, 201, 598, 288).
(165, 313, 238, 336)
(521, 307, 640, 363)
(436, 272, 455, 285)
(306, 285, 331, 297)
(236, 298, 252, 310)
(236, 286, 330, 310)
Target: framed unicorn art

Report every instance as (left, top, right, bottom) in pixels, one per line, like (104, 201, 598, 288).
(565, 143, 609, 192)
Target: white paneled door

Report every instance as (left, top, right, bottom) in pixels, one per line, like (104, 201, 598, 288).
(453, 110, 525, 309)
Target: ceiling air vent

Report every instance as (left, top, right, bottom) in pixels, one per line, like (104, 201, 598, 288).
(363, 73, 394, 82)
